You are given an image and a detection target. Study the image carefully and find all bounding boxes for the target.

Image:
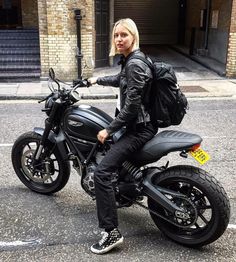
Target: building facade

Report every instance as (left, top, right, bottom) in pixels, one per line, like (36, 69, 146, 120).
(0, 0, 236, 80)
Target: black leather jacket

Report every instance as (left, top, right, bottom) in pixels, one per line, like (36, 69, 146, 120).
(97, 49, 153, 135)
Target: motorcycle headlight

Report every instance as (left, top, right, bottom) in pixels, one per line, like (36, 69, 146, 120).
(44, 96, 55, 116)
(70, 89, 80, 102)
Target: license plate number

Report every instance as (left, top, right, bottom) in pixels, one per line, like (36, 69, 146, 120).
(190, 148, 210, 165)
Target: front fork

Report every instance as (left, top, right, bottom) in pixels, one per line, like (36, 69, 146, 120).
(34, 119, 53, 160)
(34, 100, 61, 160)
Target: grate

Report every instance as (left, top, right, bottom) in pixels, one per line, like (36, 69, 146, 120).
(180, 86, 208, 92)
(173, 67, 192, 72)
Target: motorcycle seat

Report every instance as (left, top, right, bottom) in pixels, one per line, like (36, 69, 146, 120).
(132, 130, 202, 165)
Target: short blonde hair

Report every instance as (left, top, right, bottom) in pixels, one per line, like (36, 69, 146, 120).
(109, 18, 140, 56)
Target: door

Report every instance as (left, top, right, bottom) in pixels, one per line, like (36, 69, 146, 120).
(95, 0, 109, 68)
(114, 0, 179, 45)
(0, 0, 22, 28)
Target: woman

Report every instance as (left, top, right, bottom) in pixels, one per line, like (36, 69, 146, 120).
(88, 18, 156, 254)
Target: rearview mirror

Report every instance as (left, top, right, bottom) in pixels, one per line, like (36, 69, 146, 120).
(49, 68, 55, 80)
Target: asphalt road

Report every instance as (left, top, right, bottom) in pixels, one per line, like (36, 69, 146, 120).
(0, 98, 235, 262)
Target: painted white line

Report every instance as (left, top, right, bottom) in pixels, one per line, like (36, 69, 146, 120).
(0, 239, 41, 248)
(0, 143, 13, 147)
(228, 224, 236, 229)
(0, 100, 38, 104)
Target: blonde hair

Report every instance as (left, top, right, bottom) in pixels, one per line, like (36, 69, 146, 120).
(109, 18, 140, 56)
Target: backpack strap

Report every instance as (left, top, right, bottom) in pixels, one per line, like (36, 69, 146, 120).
(127, 54, 154, 71)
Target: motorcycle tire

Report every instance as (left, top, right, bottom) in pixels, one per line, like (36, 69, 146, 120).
(11, 131, 70, 194)
(148, 165, 230, 247)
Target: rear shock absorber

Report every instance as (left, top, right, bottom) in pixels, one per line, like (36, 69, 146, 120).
(122, 161, 143, 180)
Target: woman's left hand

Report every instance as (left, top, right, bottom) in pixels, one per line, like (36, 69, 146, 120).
(97, 129, 109, 144)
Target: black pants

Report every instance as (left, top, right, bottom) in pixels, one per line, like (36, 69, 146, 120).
(94, 122, 156, 230)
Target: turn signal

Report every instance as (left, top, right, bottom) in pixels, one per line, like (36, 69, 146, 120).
(191, 144, 201, 152)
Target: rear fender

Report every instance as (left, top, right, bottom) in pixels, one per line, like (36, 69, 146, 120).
(34, 127, 69, 160)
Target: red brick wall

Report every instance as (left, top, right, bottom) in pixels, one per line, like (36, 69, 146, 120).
(226, 0, 236, 76)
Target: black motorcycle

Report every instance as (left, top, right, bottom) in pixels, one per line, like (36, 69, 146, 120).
(12, 68, 230, 247)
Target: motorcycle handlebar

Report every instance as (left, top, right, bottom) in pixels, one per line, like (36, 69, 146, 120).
(38, 93, 53, 103)
(72, 78, 91, 88)
(44, 70, 92, 104)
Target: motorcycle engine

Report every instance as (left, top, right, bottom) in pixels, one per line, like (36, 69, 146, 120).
(82, 152, 104, 197)
(83, 162, 96, 197)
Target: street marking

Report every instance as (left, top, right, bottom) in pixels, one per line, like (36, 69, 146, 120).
(0, 239, 41, 249)
(0, 100, 38, 104)
(0, 143, 13, 147)
(228, 224, 236, 229)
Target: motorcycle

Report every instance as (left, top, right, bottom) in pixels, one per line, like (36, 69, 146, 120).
(11, 68, 230, 247)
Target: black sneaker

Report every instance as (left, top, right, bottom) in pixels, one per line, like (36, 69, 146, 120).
(91, 228, 124, 254)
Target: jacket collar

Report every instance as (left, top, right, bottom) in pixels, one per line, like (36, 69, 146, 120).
(118, 49, 141, 66)
(125, 49, 140, 61)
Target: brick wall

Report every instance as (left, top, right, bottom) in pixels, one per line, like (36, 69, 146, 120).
(38, 0, 94, 80)
(226, 0, 236, 77)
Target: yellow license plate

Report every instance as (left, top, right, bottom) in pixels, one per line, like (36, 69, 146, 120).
(190, 148, 210, 165)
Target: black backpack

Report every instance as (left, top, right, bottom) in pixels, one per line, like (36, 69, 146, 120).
(132, 55, 189, 128)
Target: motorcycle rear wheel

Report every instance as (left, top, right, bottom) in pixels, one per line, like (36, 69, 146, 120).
(11, 131, 70, 194)
(148, 165, 230, 247)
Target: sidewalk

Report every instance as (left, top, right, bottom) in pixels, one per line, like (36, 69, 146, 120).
(0, 66, 236, 100)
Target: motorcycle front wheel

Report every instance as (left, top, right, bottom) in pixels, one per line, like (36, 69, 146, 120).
(148, 165, 230, 247)
(11, 131, 70, 194)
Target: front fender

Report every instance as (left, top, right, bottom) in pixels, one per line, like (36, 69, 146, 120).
(34, 127, 69, 160)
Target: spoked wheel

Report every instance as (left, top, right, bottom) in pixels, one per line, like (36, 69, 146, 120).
(12, 131, 70, 194)
(148, 165, 230, 247)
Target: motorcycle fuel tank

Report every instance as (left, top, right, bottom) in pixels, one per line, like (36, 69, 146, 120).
(64, 104, 113, 142)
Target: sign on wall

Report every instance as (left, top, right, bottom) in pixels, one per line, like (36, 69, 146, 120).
(211, 10, 219, 29)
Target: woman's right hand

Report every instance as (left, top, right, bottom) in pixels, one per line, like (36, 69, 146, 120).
(88, 76, 98, 85)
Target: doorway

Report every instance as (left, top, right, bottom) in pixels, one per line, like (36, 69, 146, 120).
(0, 0, 22, 28)
(95, 0, 110, 68)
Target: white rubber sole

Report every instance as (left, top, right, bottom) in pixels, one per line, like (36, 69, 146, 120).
(90, 236, 124, 254)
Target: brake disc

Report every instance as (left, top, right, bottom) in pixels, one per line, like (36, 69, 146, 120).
(21, 149, 53, 182)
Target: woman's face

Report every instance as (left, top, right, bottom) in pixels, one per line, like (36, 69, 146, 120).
(114, 24, 134, 57)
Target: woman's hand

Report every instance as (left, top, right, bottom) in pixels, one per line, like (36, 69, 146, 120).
(97, 129, 109, 144)
(88, 76, 98, 85)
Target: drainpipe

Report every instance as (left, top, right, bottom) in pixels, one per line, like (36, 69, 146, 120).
(204, 0, 211, 50)
(74, 9, 83, 79)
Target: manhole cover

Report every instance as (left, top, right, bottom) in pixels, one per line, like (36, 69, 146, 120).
(180, 86, 208, 92)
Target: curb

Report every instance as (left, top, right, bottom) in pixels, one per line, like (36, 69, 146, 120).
(0, 94, 118, 100)
(0, 94, 234, 101)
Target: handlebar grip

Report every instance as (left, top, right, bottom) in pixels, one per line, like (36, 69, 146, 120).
(73, 79, 90, 87)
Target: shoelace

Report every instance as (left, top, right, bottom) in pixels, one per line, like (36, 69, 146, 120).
(99, 231, 109, 246)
